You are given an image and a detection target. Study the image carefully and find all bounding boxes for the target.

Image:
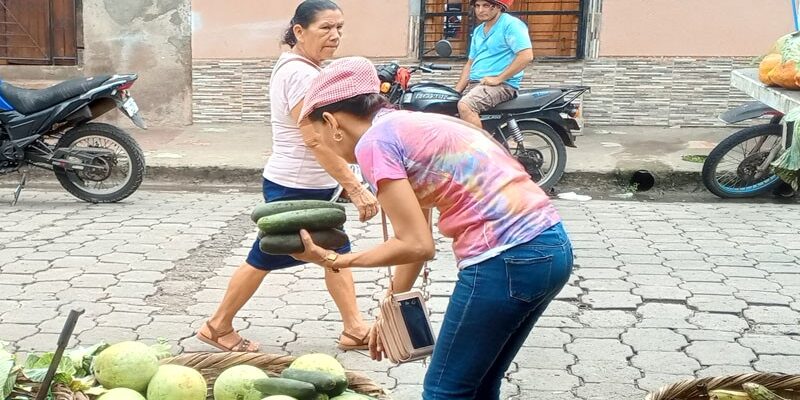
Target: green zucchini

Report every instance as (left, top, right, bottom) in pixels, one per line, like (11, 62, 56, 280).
(281, 368, 347, 397)
(259, 229, 348, 255)
(257, 208, 347, 234)
(251, 200, 345, 223)
(254, 377, 317, 400)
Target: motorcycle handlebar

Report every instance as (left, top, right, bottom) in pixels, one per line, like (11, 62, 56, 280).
(427, 63, 452, 71)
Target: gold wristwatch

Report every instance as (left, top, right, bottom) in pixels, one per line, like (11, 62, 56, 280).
(323, 252, 340, 273)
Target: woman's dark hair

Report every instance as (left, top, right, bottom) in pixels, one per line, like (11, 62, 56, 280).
(309, 93, 395, 122)
(282, 0, 341, 47)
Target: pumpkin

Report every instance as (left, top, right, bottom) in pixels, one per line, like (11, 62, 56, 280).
(769, 59, 800, 89)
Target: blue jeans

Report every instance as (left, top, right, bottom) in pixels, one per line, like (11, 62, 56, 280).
(422, 222, 573, 400)
(245, 178, 351, 270)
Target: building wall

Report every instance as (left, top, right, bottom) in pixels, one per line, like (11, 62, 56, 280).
(191, 0, 411, 59)
(191, 1, 795, 127)
(599, 0, 795, 57)
(0, 0, 193, 127)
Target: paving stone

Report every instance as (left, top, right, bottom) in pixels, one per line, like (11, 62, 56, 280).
(632, 286, 691, 301)
(620, 264, 672, 275)
(513, 368, 579, 391)
(566, 338, 632, 361)
(627, 275, 682, 287)
(1, 307, 58, 324)
(564, 327, 624, 338)
(555, 285, 583, 301)
(696, 364, 756, 377)
(577, 310, 636, 328)
(576, 383, 646, 400)
(744, 306, 800, 325)
(579, 278, 635, 291)
(726, 277, 782, 291)
(570, 361, 641, 383)
(622, 328, 688, 352)
(738, 334, 800, 355)
(0, 323, 38, 342)
(583, 292, 642, 310)
(518, 347, 576, 369)
(70, 273, 119, 288)
(734, 291, 793, 306)
(687, 295, 747, 313)
(707, 256, 756, 267)
(679, 282, 736, 295)
(754, 355, 800, 374)
(632, 351, 701, 374)
(685, 341, 756, 365)
(637, 373, 695, 392)
(671, 270, 725, 282)
(664, 260, 713, 271)
(523, 328, 572, 348)
(677, 329, 740, 342)
(689, 313, 750, 331)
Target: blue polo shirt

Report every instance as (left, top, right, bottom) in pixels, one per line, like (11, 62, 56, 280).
(468, 13, 532, 89)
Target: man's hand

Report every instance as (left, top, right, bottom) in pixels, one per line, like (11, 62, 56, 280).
(480, 76, 503, 86)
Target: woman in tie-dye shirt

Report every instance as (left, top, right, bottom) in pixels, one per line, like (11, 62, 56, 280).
(291, 57, 573, 400)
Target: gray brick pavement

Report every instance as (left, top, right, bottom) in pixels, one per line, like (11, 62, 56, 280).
(2, 190, 800, 399)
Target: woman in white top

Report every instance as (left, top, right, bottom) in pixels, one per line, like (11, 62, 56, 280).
(196, 0, 376, 352)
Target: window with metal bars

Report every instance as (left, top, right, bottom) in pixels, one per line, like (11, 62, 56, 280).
(420, 0, 587, 60)
(0, 0, 79, 65)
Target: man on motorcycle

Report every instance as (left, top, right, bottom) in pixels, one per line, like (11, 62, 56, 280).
(455, 0, 533, 129)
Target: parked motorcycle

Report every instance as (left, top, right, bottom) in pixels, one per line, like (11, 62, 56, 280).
(0, 74, 146, 204)
(375, 40, 589, 190)
(702, 101, 791, 198)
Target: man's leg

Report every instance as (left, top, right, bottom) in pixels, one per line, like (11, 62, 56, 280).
(458, 83, 517, 130)
(458, 99, 484, 129)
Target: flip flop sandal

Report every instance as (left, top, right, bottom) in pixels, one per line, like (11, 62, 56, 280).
(195, 321, 260, 352)
(337, 330, 370, 351)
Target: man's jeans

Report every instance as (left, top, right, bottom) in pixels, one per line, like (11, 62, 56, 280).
(422, 222, 573, 400)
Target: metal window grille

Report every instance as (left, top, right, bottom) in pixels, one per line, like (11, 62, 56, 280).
(420, 0, 587, 60)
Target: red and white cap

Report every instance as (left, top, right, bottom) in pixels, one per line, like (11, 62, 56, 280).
(298, 56, 381, 123)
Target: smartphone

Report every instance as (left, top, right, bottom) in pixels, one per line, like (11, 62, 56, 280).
(394, 291, 436, 357)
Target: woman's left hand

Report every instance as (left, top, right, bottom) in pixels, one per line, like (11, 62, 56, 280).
(290, 229, 331, 267)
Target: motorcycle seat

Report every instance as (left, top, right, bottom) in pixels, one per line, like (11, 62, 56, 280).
(0, 75, 112, 115)
(492, 88, 563, 112)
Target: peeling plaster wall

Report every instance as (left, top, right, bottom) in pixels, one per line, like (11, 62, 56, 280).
(82, 0, 192, 126)
(0, 0, 193, 127)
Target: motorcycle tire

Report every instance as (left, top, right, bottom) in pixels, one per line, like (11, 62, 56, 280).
(701, 123, 783, 199)
(508, 121, 567, 191)
(53, 122, 146, 203)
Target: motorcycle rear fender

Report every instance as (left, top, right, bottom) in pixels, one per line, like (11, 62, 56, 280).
(516, 113, 577, 148)
(719, 101, 780, 124)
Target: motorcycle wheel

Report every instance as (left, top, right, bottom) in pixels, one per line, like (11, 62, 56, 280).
(701, 123, 783, 199)
(505, 121, 567, 191)
(53, 122, 146, 203)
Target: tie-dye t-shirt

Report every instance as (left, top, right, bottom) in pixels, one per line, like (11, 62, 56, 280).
(355, 109, 561, 268)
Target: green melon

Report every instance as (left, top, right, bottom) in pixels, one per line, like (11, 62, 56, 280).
(146, 364, 207, 400)
(96, 387, 146, 400)
(93, 341, 159, 393)
(213, 365, 269, 400)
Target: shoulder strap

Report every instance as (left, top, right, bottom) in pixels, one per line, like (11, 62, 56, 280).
(272, 55, 320, 77)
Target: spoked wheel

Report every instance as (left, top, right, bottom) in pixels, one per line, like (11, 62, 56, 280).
(53, 123, 146, 203)
(702, 123, 783, 198)
(505, 121, 567, 191)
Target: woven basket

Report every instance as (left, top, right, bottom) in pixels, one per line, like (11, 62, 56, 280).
(645, 373, 800, 400)
(16, 352, 391, 400)
(162, 352, 391, 399)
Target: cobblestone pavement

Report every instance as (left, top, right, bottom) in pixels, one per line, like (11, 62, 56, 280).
(2, 189, 800, 399)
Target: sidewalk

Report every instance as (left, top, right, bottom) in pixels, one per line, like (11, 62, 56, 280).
(137, 122, 733, 188)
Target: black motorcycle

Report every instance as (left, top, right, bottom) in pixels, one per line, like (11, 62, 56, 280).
(0, 74, 146, 204)
(376, 41, 589, 190)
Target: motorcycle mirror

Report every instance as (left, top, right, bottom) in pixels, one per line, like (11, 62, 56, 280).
(434, 40, 453, 57)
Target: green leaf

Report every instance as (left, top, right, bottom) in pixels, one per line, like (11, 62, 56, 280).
(68, 375, 95, 392)
(22, 353, 76, 384)
(151, 338, 173, 360)
(1, 346, 17, 399)
(66, 342, 108, 377)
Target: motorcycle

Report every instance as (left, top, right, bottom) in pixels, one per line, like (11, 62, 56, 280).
(375, 40, 589, 190)
(0, 74, 147, 205)
(701, 101, 792, 198)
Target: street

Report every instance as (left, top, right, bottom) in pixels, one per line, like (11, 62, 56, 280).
(1, 188, 800, 400)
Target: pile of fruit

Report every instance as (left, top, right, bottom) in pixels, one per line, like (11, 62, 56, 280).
(250, 200, 348, 255)
(709, 382, 789, 400)
(759, 31, 800, 89)
(2, 341, 377, 400)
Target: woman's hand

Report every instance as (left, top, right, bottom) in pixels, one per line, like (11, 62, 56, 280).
(348, 185, 379, 222)
(369, 320, 385, 361)
(290, 229, 332, 268)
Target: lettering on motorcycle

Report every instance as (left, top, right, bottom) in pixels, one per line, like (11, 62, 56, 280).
(413, 93, 460, 101)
